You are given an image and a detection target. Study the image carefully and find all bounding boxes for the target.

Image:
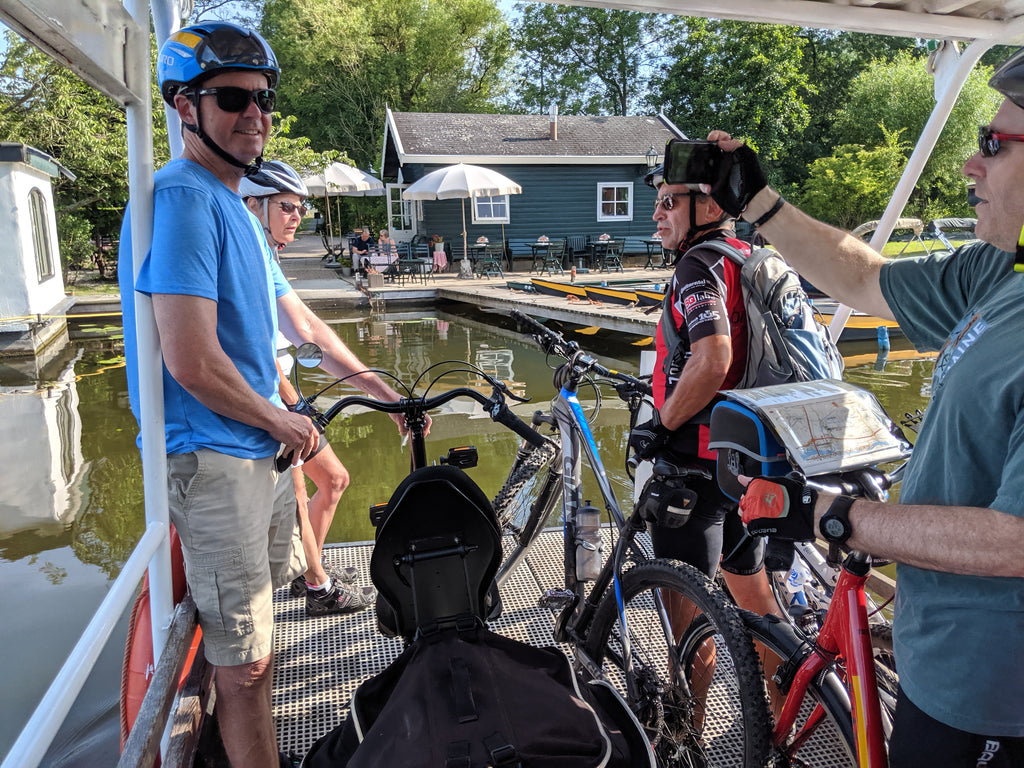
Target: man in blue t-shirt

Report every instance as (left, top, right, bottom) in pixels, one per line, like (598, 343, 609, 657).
(701, 49, 1024, 767)
(119, 23, 408, 768)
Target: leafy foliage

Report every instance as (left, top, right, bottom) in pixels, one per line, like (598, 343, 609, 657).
(828, 50, 999, 219)
(508, 5, 666, 115)
(651, 19, 811, 168)
(261, 0, 511, 166)
(797, 128, 911, 229)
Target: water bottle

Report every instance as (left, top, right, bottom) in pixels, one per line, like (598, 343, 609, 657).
(575, 501, 603, 581)
(784, 554, 811, 607)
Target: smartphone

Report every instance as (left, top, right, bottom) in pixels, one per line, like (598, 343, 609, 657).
(663, 140, 723, 186)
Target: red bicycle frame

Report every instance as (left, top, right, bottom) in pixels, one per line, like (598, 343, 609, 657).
(772, 550, 888, 767)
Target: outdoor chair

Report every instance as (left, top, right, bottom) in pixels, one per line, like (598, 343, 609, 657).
(476, 243, 505, 278)
(595, 240, 624, 273)
(536, 240, 565, 276)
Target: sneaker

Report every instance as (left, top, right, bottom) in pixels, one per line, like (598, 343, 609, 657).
(306, 583, 376, 617)
(289, 564, 360, 597)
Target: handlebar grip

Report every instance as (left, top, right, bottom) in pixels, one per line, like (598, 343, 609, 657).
(491, 401, 546, 448)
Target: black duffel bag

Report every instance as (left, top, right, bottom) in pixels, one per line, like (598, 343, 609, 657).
(302, 619, 654, 768)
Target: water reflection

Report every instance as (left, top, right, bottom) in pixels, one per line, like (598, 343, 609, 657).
(0, 307, 935, 767)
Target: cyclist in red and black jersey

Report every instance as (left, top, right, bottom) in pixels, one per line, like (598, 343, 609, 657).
(630, 164, 782, 660)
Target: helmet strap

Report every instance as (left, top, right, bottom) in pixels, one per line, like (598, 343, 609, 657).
(260, 198, 284, 250)
(679, 194, 731, 251)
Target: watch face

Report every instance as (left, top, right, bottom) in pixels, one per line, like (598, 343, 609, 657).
(823, 517, 847, 540)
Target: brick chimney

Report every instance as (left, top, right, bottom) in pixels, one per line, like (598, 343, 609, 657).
(549, 103, 558, 141)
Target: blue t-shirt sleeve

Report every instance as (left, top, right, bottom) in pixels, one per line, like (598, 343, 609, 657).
(270, 256, 290, 298)
(137, 184, 221, 301)
(992, 410, 1024, 518)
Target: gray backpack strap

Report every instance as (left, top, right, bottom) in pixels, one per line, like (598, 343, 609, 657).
(659, 240, 746, 377)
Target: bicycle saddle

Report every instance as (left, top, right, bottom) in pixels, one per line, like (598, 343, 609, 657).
(370, 465, 502, 641)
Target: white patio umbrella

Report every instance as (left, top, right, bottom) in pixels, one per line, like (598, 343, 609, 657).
(401, 163, 522, 263)
(302, 162, 385, 256)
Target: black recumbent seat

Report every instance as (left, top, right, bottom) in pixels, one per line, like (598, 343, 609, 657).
(370, 465, 502, 641)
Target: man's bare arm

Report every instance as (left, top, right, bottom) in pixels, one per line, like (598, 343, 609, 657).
(659, 334, 731, 430)
(817, 494, 1024, 578)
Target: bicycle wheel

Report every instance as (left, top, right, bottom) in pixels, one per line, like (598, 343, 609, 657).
(585, 559, 771, 768)
(741, 611, 857, 767)
(491, 438, 559, 541)
(492, 439, 560, 585)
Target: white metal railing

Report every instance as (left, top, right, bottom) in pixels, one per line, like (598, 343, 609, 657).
(0, 523, 167, 768)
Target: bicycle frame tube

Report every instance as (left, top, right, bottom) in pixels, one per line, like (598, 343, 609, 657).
(775, 556, 887, 767)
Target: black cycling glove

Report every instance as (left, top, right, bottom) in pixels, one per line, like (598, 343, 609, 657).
(739, 475, 817, 542)
(711, 144, 768, 218)
(629, 409, 672, 460)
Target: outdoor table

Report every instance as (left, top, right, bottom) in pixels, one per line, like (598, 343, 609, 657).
(399, 258, 431, 285)
(433, 248, 448, 273)
(643, 239, 667, 269)
(530, 241, 551, 271)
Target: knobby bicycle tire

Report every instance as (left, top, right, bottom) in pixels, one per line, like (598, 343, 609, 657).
(740, 611, 857, 767)
(491, 439, 559, 541)
(585, 559, 771, 768)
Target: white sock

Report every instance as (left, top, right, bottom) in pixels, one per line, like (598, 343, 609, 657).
(309, 578, 332, 592)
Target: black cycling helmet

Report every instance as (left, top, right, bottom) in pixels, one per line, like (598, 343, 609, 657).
(990, 47, 1024, 109)
(158, 22, 279, 176)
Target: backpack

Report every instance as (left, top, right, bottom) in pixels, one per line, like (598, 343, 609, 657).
(301, 620, 655, 768)
(661, 240, 843, 388)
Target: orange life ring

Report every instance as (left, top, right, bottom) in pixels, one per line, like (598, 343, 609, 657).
(119, 525, 203, 749)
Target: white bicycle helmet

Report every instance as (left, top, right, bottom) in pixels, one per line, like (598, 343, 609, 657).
(239, 160, 308, 199)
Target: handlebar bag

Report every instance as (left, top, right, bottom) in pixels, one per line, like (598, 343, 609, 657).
(301, 620, 654, 768)
(708, 400, 790, 502)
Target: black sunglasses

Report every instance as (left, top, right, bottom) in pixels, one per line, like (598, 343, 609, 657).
(196, 86, 276, 114)
(276, 201, 308, 217)
(978, 126, 1024, 158)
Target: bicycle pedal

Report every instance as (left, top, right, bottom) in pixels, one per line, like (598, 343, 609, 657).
(539, 588, 574, 609)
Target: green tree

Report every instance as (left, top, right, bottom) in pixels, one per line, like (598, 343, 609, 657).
(261, 0, 511, 167)
(775, 30, 917, 186)
(0, 31, 169, 260)
(798, 127, 911, 229)
(651, 19, 812, 168)
(507, 5, 666, 115)
(830, 51, 999, 219)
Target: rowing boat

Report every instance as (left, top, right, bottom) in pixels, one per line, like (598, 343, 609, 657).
(530, 278, 587, 299)
(583, 285, 639, 306)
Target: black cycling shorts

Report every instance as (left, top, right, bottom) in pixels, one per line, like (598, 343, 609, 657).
(889, 686, 1024, 768)
(648, 457, 765, 578)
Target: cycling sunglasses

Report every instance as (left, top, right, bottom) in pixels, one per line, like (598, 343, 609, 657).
(654, 192, 692, 212)
(978, 126, 1024, 158)
(276, 201, 308, 217)
(196, 86, 276, 114)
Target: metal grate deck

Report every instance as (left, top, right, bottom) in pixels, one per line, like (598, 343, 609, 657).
(272, 530, 853, 766)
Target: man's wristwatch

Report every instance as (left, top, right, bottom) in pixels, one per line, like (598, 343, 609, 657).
(819, 495, 856, 544)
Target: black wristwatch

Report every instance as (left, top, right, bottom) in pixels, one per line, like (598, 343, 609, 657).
(819, 495, 856, 544)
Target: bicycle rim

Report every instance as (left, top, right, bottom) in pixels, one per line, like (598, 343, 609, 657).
(585, 559, 771, 768)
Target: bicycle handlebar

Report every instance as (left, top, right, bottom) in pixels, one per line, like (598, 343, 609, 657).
(510, 309, 652, 397)
(302, 384, 547, 450)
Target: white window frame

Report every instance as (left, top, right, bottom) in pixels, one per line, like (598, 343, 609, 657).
(597, 182, 633, 222)
(471, 194, 510, 224)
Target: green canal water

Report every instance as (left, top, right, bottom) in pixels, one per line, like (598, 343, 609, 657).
(0, 303, 933, 766)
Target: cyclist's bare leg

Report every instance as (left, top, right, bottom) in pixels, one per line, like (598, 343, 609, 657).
(302, 445, 349, 552)
(294, 467, 329, 586)
(662, 589, 716, 730)
(721, 568, 786, 718)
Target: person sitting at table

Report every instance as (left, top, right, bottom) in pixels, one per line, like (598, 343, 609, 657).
(352, 227, 375, 276)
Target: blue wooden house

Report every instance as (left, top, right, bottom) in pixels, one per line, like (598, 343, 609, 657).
(379, 107, 685, 267)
